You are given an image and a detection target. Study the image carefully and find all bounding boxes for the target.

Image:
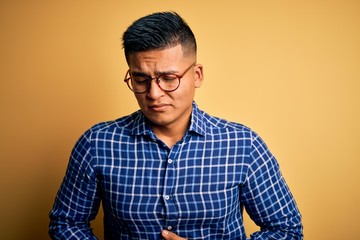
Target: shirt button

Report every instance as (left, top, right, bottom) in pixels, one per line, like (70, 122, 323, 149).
(164, 195, 170, 200)
(167, 226, 172, 230)
(167, 159, 173, 164)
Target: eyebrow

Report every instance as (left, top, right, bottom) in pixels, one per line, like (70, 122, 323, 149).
(130, 69, 180, 77)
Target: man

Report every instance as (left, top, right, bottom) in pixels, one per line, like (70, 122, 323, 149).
(49, 12, 303, 239)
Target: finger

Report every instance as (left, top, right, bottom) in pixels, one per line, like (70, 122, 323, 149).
(161, 230, 187, 240)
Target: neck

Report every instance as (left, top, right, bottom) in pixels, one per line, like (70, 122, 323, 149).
(151, 117, 191, 148)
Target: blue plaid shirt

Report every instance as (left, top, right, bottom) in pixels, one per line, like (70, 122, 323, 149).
(49, 102, 303, 239)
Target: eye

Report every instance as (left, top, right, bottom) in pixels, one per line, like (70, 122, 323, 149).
(132, 76, 149, 84)
(160, 74, 178, 81)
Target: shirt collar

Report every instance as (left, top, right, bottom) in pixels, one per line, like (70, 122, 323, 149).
(188, 101, 206, 136)
(130, 101, 206, 137)
(129, 110, 152, 136)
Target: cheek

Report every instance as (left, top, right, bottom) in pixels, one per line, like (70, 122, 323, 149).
(178, 82, 196, 99)
(134, 95, 146, 107)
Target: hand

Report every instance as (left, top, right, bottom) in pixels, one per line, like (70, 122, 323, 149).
(161, 230, 187, 240)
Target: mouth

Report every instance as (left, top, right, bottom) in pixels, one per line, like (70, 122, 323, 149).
(149, 104, 169, 112)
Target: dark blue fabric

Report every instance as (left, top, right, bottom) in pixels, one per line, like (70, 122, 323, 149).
(49, 102, 303, 239)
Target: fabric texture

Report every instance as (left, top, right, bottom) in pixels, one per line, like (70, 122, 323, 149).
(49, 102, 303, 239)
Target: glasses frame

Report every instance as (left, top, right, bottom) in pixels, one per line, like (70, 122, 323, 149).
(124, 63, 195, 94)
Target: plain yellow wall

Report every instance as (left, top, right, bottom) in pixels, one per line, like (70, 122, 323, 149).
(1, 1, 359, 239)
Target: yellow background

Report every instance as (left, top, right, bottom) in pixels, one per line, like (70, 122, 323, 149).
(1, 1, 359, 239)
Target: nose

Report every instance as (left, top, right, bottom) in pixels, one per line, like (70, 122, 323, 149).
(146, 79, 164, 99)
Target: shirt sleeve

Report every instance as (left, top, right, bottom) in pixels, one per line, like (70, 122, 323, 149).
(241, 131, 303, 240)
(49, 131, 100, 239)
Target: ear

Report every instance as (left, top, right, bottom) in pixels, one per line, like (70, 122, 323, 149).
(194, 64, 204, 88)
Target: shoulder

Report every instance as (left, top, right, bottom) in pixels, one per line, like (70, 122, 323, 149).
(201, 110, 252, 135)
(82, 111, 141, 140)
(193, 104, 264, 143)
(191, 103, 253, 138)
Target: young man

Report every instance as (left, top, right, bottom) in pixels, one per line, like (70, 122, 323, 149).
(49, 12, 303, 239)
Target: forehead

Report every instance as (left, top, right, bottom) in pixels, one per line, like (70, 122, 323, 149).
(128, 45, 183, 64)
(128, 45, 195, 67)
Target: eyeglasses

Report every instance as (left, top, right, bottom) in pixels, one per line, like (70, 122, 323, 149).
(124, 63, 195, 94)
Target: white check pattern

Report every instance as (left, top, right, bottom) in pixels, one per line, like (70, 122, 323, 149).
(49, 102, 303, 239)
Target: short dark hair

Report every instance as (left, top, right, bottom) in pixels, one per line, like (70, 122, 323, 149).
(122, 12, 197, 62)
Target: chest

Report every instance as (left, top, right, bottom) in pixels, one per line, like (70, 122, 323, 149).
(95, 135, 249, 226)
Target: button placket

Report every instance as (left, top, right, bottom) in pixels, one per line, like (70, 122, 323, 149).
(162, 144, 182, 231)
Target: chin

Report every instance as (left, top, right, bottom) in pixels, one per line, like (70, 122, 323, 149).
(149, 118, 171, 127)
(143, 112, 167, 125)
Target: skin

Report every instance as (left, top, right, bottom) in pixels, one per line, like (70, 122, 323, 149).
(161, 230, 187, 240)
(127, 44, 204, 148)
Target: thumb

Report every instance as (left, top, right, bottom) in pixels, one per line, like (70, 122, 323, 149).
(161, 230, 187, 240)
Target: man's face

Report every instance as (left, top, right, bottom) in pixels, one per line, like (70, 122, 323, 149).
(127, 44, 203, 130)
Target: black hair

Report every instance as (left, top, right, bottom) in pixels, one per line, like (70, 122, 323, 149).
(122, 11, 197, 62)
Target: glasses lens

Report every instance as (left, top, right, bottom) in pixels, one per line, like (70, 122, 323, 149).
(158, 74, 180, 91)
(127, 76, 148, 93)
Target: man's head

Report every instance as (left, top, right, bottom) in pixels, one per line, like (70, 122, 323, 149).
(121, 12, 203, 137)
(122, 11, 197, 63)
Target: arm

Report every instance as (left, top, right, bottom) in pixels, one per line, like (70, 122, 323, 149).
(49, 131, 100, 239)
(241, 132, 303, 240)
